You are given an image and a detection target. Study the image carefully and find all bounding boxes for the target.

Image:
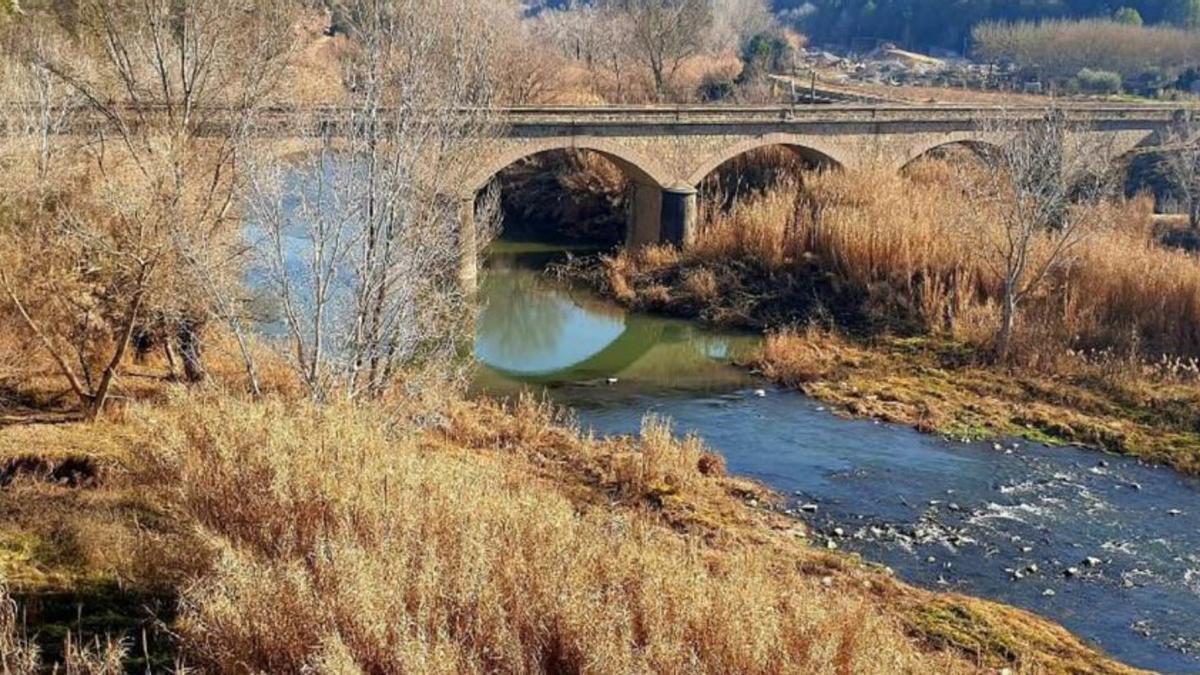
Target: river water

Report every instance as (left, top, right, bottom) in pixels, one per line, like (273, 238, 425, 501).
(476, 245, 1200, 674)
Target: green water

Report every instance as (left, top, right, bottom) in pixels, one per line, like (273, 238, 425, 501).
(472, 243, 762, 397)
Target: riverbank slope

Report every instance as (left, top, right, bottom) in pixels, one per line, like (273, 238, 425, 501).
(0, 381, 1142, 673)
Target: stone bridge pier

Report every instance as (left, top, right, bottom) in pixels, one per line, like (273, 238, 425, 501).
(456, 105, 1186, 291)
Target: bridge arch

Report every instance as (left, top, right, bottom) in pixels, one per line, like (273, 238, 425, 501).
(899, 139, 1003, 173)
(463, 137, 673, 197)
(685, 134, 847, 186)
(894, 132, 1010, 173)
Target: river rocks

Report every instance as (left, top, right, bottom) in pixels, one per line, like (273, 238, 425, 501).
(753, 389, 767, 398)
(832, 527, 845, 537)
(1168, 509, 1184, 516)
(1042, 589, 1056, 597)
(1083, 556, 1102, 568)
(1026, 563, 1039, 574)
(1064, 566, 1081, 578)
(605, 377, 619, 385)
(799, 503, 819, 513)
(825, 540, 838, 550)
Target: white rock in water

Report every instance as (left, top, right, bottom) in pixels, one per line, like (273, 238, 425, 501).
(1064, 567, 1080, 578)
(1042, 589, 1056, 597)
(753, 389, 767, 398)
(606, 377, 619, 385)
(832, 527, 845, 537)
(800, 503, 819, 513)
(1168, 509, 1184, 516)
(1083, 556, 1102, 568)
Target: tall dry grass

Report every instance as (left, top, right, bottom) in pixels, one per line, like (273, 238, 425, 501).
(135, 393, 962, 674)
(679, 161, 1200, 367)
(1, 579, 130, 674)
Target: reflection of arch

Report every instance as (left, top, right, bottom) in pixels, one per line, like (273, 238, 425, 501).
(464, 137, 672, 195)
(484, 319, 670, 384)
(900, 140, 1001, 172)
(686, 134, 846, 186)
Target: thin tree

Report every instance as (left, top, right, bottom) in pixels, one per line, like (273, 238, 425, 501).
(961, 109, 1119, 362)
(609, 0, 711, 99)
(1156, 112, 1200, 231)
(244, 0, 504, 402)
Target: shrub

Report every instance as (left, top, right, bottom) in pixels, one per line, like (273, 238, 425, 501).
(698, 73, 736, 101)
(1076, 68, 1122, 94)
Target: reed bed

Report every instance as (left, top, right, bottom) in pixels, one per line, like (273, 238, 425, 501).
(620, 161, 1200, 368)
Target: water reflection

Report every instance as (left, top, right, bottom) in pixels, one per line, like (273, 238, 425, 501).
(473, 246, 760, 392)
(476, 255, 624, 374)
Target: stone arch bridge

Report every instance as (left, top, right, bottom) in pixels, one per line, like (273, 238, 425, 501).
(455, 104, 1186, 289)
(4, 101, 1184, 289)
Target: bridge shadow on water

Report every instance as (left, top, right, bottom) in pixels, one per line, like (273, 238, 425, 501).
(472, 243, 760, 396)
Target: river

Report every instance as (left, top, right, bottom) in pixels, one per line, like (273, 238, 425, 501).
(475, 244, 1200, 674)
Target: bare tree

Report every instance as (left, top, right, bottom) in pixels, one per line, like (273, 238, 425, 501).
(1156, 112, 1200, 231)
(244, 0, 503, 402)
(961, 110, 1118, 362)
(708, 0, 773, 53)
(0, 1, 294, 417)
(608, 0, 712, 99)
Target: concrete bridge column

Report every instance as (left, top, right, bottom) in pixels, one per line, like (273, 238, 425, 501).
(661, 186, 698, 247)
(626, 181, 663, 247)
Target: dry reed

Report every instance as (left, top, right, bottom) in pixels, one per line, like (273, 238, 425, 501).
(136, 393, 965, 674)
(614, 161, 1200, 367)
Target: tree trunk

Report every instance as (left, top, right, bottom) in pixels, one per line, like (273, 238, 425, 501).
(178, 320, 207, 384)
(163, 339, 180, 381)
(85, 283, 147, 421)
(1190, 196, 1200, 231)
(996, 286, 1018, 363)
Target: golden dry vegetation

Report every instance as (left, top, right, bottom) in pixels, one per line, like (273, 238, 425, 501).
(0, 370, 1145, 673)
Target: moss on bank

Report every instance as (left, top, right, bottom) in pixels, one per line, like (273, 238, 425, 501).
(758, 330, 1200, 474)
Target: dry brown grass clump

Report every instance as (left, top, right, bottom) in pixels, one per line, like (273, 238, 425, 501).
(136, 393, 976, 674)
(759, 326, 869, 387)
